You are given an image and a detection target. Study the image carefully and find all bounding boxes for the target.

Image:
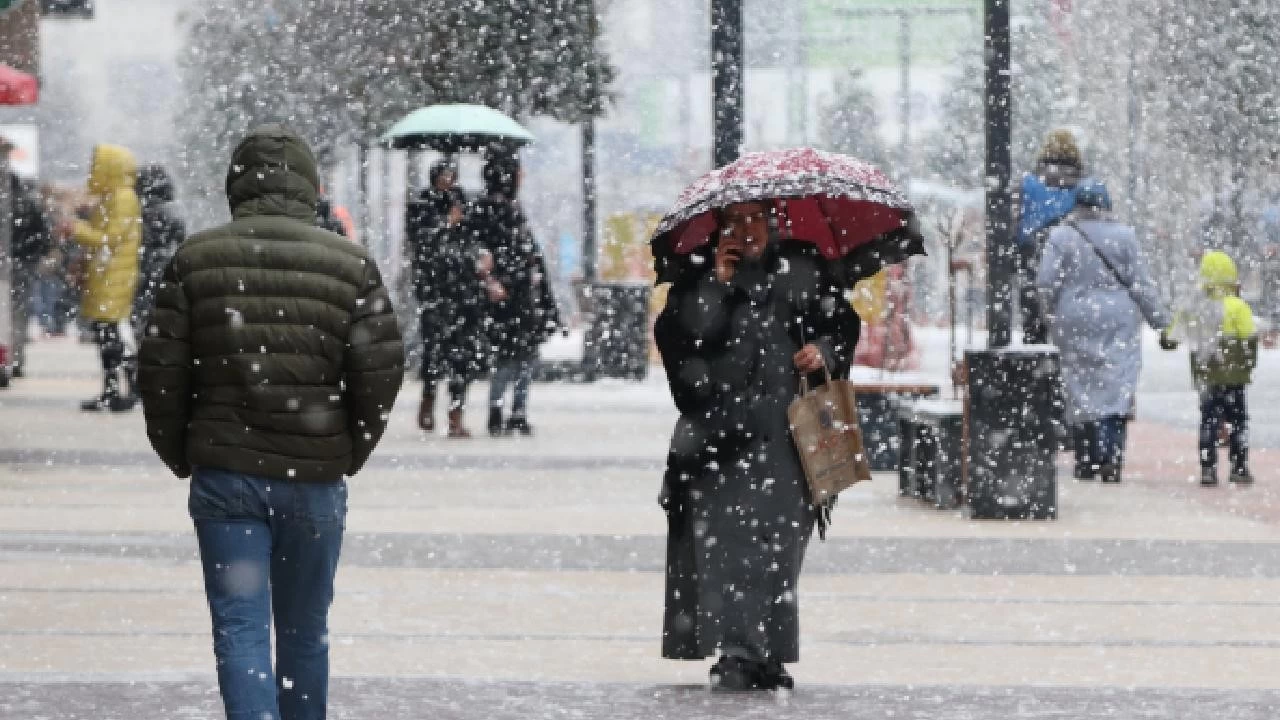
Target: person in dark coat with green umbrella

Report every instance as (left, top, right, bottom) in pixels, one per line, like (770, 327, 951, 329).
(469, 152, 562, 436)
(408, 158, 489, 437)
(656, 200, 860, 691)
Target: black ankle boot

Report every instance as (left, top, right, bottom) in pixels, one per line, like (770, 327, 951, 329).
(1099, 463, 1121, 484)
(506, 414, 532, 436)
(81, 376, 119, 412)
(709, 656, 768, 691)
(487, 407, 504, 437)
(762, 660, 794, 690)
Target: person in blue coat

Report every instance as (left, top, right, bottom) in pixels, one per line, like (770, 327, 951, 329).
(1016, 129, 1083, 344)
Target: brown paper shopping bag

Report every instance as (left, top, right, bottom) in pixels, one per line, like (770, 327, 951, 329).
(787, 365, 873, 504)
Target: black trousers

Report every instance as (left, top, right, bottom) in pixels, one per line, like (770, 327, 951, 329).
(92, 320, 137, 395)
(1200, 385, 1248, 470)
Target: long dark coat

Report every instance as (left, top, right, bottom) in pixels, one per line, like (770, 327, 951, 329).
(134, 165, 186, 328)
(468, 195, 561, 361)
(655, 245, 860, 664)
(408, 187, 488, 383)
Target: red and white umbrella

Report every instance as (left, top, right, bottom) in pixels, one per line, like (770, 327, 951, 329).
(650, 148, 923, 284)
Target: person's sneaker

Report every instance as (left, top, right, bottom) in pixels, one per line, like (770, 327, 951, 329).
(1200, 468, 1219, 486)
(1229, 468, 1255, 485)
(1098, 463, 1121, 484)
(506, 415, 533, 436)
(487, 408, 504, 437)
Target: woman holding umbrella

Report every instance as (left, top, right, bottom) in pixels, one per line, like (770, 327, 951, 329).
(653, 149, 922, 691)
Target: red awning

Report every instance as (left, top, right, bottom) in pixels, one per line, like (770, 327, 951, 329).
(0, 64, 38, 106)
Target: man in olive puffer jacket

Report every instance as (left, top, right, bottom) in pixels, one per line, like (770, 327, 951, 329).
(139, 124, 403, 720)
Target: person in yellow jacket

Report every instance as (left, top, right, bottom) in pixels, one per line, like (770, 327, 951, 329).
(1160, 250, 1257, 486)
(72, 144, 142, 412)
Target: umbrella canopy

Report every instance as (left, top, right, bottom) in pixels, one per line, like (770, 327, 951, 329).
(0, 64, 38, 106)
(381, 103, 535, 152)
(650, 148, 925, 285)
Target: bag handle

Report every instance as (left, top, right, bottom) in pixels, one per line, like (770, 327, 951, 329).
(797, 354, 834, 396)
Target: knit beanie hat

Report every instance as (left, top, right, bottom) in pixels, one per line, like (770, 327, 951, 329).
(1038, 129, 1082, 167)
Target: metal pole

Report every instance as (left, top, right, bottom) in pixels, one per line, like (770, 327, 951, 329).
(582, 0, 600, 284)
(582, 120, 598, 284)
(796, 3, 809, 145)
(1126, 33, 1139, 227)
(898, 9, 911, 188)
(984, 0, 1013, 348)
(712, 0, 744, 167)
(0, 153, 12, 378)
(356, 140, 370, 248)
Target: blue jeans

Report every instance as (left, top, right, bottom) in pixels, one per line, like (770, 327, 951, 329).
(189, 467, 347, 720)
(489, 358, 535, 415)
(34, 276, 67, 334)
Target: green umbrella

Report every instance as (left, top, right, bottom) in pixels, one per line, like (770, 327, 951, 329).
(381, 103, 536, 152)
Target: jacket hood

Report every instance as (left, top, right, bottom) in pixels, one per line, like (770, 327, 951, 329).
(1074, 177, 1112, 210)
(1200, 250, 1239, 290)
(483, 154, 521, 198)
(88, 144, 138, 196)
(137, 164, 176, 203)
(225, 124, 319, 222)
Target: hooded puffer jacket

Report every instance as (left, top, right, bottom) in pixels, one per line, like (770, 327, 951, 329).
(1169, 251, 1257, 386)
(138, 124, 405, 482)
(73, 144, 142, 322)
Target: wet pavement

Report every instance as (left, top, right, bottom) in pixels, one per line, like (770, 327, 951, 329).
(3, 335, 1280, 718)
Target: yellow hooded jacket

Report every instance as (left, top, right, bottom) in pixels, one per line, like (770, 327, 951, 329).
(1165, 250, 1256, 386)
(73, 144, 142, 323)
(1198, 250, 1255, 339)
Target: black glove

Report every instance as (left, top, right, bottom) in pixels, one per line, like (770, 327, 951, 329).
(1158, 329, 1178, 351)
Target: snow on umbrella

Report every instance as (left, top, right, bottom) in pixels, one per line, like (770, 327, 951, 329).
(650, 147, 925, 285)
(380, 103, 536, 153)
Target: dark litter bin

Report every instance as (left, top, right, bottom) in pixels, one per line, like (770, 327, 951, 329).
(964, 347, 1060, 520)
(581, 282, 651, 381)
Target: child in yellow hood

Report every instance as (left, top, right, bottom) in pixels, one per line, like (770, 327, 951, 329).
(72, 144, 142, 411)
(1160, 250, 1257, 485)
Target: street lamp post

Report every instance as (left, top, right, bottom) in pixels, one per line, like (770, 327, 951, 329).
(711, 0, 744, 168)
(582, 0, 600, 284)
(983, 0, 1013, 348)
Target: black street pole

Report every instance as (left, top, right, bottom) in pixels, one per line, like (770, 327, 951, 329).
(712, 0, 744, 168)
(582, 0, 600, 284)
(984, 0, 1013, 348)
(898, 9, 911, 189)
(582, 119, 597, 283)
